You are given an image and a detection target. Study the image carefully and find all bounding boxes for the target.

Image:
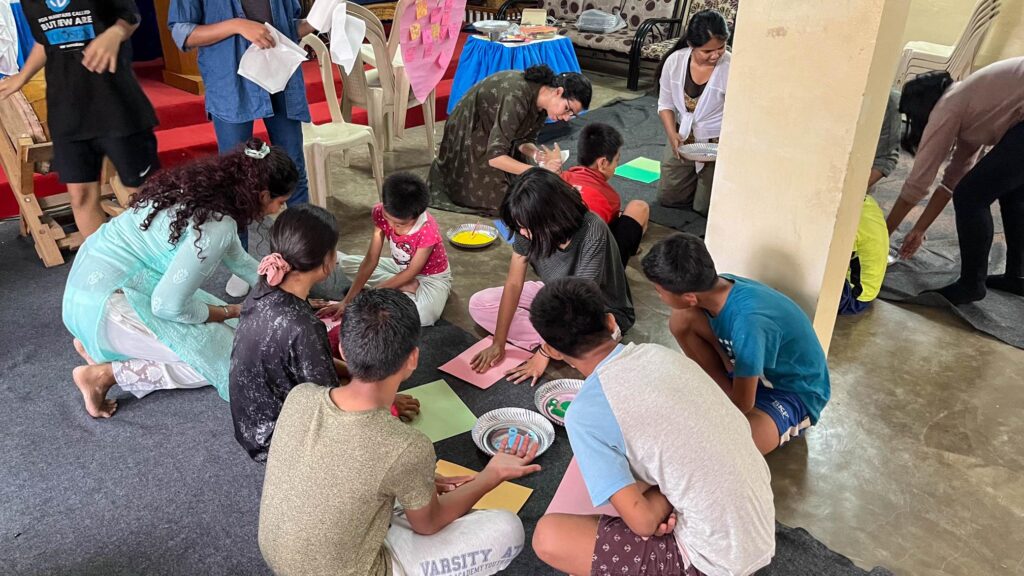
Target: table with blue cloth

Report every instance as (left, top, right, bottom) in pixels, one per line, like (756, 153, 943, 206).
(447, 35, 581, 114)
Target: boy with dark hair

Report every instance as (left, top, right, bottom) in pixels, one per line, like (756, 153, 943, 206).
(529, 277, 774, 576)
(641, 233, 831, 455)
(0, 0, 158, 238)
(322, 172, 452, 326)
(562, 122, 649, 265)
(260, 289, 539, 576)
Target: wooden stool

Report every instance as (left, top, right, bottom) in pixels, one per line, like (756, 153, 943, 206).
(0, 90, 131, 267)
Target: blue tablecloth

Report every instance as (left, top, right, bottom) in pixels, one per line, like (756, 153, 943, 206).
(447, 35, 581, 115)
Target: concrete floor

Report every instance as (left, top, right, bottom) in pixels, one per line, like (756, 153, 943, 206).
(321, 85, 1024, 576)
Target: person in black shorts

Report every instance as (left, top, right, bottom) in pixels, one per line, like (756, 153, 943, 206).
(561, 123, 649, 266)
(0, 0, 158, 238)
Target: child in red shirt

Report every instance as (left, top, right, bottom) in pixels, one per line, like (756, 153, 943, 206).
(561, 123, 649, 265)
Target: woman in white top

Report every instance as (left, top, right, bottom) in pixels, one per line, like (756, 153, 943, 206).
(655, 11, 731, 216)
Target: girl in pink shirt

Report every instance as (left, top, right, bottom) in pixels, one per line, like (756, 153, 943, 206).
(321, 173, 452, 326)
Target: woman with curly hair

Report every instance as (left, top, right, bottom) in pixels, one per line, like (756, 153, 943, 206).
(62, 138, 297, 418)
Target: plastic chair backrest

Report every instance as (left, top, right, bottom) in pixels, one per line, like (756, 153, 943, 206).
(300, 34, 345, 124)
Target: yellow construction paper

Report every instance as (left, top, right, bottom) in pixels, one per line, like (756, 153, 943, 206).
(435, 460, 533, 513)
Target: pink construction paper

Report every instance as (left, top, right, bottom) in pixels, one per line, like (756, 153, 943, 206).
(438, 336, 534, 389)
(430, 10, 442, 23)
(399, 0, 467, 102)
(546, 458, 619, 517)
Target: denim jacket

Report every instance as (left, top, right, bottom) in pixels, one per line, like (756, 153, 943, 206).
(168, 0, 310, 124)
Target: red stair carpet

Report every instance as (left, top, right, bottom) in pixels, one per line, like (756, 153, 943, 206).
(0, 33, 467, 219)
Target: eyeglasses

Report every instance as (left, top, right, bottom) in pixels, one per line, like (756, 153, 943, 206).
(563, 98, 578, 120)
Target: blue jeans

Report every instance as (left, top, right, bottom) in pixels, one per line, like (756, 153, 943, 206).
(212, 91, 309, 248)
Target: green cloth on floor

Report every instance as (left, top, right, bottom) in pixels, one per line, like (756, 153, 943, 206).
(403, 379, 478, 442)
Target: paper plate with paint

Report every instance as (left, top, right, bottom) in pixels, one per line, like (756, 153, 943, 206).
(677, 142, 718, 162)
(447, 224, 498, 249)
(472, 408, 555, 456)
(534, 378, 583, 426)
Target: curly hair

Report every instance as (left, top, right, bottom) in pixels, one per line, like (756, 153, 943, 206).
(128, 138, 298, 253)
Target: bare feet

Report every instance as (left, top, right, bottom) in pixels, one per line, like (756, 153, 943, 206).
(72, 365, 118, 418)
(72, 338, 96, 365)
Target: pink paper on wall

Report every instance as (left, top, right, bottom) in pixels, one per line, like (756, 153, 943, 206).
(438, 336, 533, 389)
(399, 0, 467, 102)
(547, 457, 620, 517)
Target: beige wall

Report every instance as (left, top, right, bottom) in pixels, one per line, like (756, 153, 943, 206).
(901, 0, 1024, 67)
(706, 0, 910, 352)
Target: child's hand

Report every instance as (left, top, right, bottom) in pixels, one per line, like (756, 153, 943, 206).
(237, 19, 276, 48)
(82, 28, 126, 74)
(483, 435, 542, 482)
(316, 301, 347, 321)
(393, 393, 421, 422)
(470, 342, 506, 373)
(434, 473, 474, 494)
(653, 513, 677, 537)
(0, 74, 27, 100)
(539, 143, 563, 172)
(505, 350, 549, 386)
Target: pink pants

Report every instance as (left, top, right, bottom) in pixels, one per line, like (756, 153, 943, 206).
(468, 281, 545, 350)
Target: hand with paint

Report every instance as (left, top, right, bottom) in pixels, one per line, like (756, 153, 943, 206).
(481, 435, 542, 482)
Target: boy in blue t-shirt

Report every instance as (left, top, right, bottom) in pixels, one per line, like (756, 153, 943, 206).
(641, 233, 831, 455)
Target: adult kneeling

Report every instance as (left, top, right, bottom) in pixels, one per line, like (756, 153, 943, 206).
(429, 65, 592, 214)
(63, 139, 296, 418)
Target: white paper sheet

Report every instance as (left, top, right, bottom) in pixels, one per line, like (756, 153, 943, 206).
(306, 0, 341, 33)
(329, 3, 366, 75)
(237, 23, 306, 94)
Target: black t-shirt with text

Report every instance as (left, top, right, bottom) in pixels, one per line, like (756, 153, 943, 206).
(22, 0, 157, 141)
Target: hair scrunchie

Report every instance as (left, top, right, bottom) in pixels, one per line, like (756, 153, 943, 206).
(258, 253, 292, 286)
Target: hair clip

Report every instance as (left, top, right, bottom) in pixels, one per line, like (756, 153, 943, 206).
(244, 142, 271, 160)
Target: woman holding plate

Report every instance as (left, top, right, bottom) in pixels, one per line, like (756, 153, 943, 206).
(429, 64, 592, 214)
(655, 10, 731, 217)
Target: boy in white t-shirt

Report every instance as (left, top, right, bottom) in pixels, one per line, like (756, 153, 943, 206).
(529, 278, 775, 576)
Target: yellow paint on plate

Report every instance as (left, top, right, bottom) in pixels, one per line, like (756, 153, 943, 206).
(452, 231, 493, 246)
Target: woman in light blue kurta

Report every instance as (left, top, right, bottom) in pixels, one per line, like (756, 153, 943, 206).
(64, 139, 297, 418)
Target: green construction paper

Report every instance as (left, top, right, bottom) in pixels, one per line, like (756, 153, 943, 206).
(614, 164, 661, 184)
(403, 380, 477, 442)
(624, 156, 661, 174)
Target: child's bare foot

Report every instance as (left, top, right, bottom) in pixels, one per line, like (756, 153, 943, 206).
(72, 365, 118, 418)
(72, 339, 96, 365)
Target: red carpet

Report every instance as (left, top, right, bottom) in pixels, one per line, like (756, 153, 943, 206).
(0, 34, 467, 219)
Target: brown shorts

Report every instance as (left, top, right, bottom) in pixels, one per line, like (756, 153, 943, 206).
(591, 516, 704, 576)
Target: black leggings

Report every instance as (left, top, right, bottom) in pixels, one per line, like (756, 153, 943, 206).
(952, 120, 1024, 290)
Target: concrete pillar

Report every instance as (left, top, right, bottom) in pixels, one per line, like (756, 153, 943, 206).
(705, 0, 910, 352)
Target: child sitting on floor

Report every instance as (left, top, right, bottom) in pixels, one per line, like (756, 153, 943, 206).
(562, 123, 650, 266)
(641, 233, 831, 455)
(321, 173, 451, 326)
(468, 168, 635, 386)
(529, 278, 775, 576)
(259, 289, 540, 576)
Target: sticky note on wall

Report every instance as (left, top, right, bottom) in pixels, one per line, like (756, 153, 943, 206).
(410, 23, 421, 41)
(416, 0, 428, 19)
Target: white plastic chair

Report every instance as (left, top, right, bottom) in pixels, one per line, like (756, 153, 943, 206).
(893, 0, 1000, 88)
(339, 2, 437, 153)
(300, 34, 384, 206)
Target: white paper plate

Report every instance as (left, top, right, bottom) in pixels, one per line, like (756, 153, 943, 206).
(472, 407, 556, 456)
(446, 223, 499, 249)
(534, 378, 583, 426)
(677, 142, 718, 162)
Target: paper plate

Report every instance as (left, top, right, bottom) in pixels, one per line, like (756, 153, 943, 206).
(447, 223, 499, 249)
(472, 408, 556, 456)
(534, 378, 583, 426)
(677, 142, 718, 162)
